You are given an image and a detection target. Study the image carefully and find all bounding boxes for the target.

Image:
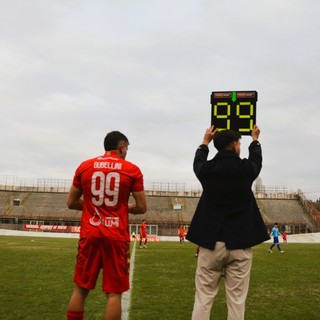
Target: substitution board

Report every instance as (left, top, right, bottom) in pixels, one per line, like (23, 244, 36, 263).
(211, 91, 258, 135)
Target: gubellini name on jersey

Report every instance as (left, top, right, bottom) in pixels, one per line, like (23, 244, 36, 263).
(93, 161, 122, 170)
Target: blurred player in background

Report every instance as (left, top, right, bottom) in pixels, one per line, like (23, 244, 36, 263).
(66, 131, 147, 320)
(195, 246, 200, 257)
(187, 125, 270, 320)
(269, 223, 285, 253)
(282, 230, 287, 244)
(139, 219, 148, 248)
(178, 225, 185, 243)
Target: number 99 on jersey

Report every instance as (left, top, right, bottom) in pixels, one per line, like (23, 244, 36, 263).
(211, 91, 257, 135)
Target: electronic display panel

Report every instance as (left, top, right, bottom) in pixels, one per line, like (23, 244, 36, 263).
(211, 91, 257, 135)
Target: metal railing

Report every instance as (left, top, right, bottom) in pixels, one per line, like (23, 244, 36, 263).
(0, 175, 300, 198)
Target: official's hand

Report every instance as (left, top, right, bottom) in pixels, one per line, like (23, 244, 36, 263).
(202, 126, 218, 145)
(251, 125, 260, 141)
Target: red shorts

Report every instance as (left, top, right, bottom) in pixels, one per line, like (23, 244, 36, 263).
(74, 238, 130, 293)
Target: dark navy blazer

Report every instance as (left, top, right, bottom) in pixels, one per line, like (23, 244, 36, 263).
(186, 141, 270, 250)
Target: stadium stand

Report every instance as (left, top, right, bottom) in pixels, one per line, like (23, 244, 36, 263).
(0, 187, 319, 236)
(257, 199, 319, 233)
(0, 191, 80, 226)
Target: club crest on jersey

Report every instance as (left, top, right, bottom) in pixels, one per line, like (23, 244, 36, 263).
(89, 210, 120, 228)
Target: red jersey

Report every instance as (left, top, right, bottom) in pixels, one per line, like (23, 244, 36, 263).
(140, 223, 147, 236)
(179, 227, 185, 237)
(72, 151, 144, 241)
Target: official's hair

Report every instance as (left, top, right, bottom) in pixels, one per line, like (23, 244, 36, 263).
(213, 129, 241, 151)
(104, 131, 129, 151)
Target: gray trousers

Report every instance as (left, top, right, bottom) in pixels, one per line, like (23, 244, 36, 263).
(192, 242, 252, 320)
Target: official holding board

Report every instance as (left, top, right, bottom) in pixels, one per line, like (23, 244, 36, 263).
(187, 90, 269, 320)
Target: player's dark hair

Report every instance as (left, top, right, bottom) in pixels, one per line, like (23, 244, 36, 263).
(104, 131, 129, 151)
(213, 129, 241, 151)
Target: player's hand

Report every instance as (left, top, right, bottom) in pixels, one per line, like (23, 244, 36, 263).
(251, 125, 260, 141)
(202, 125, 218, 145)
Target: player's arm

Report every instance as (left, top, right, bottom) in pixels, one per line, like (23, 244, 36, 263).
(67, 185, 83, 211)
(129, 190, 147, 215)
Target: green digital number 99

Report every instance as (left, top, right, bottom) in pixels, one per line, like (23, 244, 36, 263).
(211, 91, 257, 135)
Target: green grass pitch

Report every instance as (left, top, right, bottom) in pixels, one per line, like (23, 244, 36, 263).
(0, 236, 319, 319)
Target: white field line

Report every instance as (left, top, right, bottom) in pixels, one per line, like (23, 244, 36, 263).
(122, 240, 137, 320)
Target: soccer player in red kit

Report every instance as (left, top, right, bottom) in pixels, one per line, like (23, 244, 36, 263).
(139, 219, 147, 248)
(282, 231, 287, 244)
(178, 225, 185, 243)
(66, 131, 147, 320)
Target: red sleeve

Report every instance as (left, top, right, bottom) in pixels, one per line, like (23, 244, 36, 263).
(131, 167, 144, 192)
